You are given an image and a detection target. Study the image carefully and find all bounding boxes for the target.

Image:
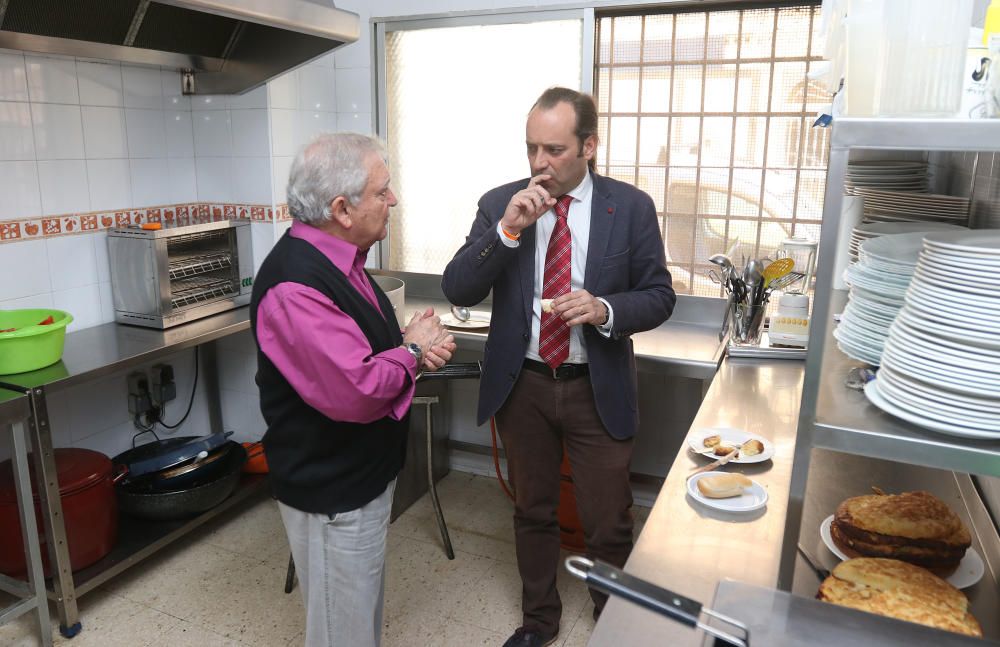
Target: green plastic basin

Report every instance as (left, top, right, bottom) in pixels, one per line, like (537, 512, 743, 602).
(0, 309, 73, 375)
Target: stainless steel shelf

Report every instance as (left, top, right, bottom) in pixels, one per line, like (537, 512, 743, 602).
(811, 295, 1000, 477)
(831, 117, 1000, 152)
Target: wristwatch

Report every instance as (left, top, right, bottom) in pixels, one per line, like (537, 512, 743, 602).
(402, 342, 423, 367)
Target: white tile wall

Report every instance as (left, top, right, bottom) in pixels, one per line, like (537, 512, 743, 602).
(130, 157, 171, 206)
(193, 110, 233, 157)
(231, 109, 269, 157)
(38, 159, 89, 215)
(125, 108, 167, 158)
(81, 106, 128, 158)
(0, 102, 36, 160)
(77, 61, 124, 107)
(122, 65, 162, 109)
(48, 234, 98, 290)
(334, 67, 371, 113)
(0, 52, 29, 101)
(31, 103, 85, 159)
(196, 156, 233, 202)
(232, 157, 272, 204)
(0, 239, 51, 301)
(167, 157, 198, 203)
(0, 160, 41, 218)
(25, 55, 79, 104)
(87, 158, 133, 211)
(164, 110, 195, 158)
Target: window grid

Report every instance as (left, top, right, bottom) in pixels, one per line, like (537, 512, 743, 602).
(595, 5, 828, 298)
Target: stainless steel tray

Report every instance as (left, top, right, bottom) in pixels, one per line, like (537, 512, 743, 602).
(726, 332, 807, 360)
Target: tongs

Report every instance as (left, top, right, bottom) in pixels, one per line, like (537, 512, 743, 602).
(565, 557, 750, 647)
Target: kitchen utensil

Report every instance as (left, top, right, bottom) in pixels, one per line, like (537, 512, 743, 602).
(730, 302, 767, 346)
(0, 448, 117, 577)
(115, 431, 233, 481)
(450, 305, 471, 322)
(565, 557, 749, 647)
(0, 309, 74, 375)
(767, 271, 806, 292)
(796, 543, 830, 581)
(690, 448, 739, 475)
(777, 236, 817, 292)
(242, 441, 268, 473)
(762, 257, 795, 287)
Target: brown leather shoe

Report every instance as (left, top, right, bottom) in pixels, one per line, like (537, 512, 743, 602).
(501, 626, 559, 647)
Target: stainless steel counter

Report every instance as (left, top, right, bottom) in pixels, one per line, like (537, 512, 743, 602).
(588, 356, 805, 647)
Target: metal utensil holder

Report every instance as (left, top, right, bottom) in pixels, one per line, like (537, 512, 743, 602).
(730, 301, 767, 346)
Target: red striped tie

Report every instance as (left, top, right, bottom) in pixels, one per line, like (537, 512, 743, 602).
(539, 195, 573, 369)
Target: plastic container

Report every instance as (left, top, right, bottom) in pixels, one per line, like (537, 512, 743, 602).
(0, 309, 73, 375)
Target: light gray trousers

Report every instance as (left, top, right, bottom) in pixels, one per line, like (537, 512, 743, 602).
(278, 480, 395, 647)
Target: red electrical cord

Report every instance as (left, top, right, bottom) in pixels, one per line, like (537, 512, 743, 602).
(490, 416, 515, 501)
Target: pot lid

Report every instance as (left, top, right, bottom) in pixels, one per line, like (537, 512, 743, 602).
(0, 448, 112, 504)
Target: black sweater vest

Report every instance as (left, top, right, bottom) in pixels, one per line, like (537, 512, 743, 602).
(249, 232, 407, 515)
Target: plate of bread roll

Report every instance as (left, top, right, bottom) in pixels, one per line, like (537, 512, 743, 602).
(686, 472, 768, 512)
(687, 427, 775, 464)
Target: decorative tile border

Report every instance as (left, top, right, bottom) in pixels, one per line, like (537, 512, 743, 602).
(0, 202, 285, 244)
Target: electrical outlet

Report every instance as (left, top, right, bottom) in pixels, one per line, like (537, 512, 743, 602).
(151, 363, 176, 406)
(127, 371, 152, 417)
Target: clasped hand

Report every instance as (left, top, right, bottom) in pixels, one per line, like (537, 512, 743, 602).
(547, 290, 608, 327)
(403, 307, 456, 370)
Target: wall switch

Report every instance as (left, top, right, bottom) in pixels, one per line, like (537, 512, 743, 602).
(151, 364, 176, 406)
(127, 371, 152, 416)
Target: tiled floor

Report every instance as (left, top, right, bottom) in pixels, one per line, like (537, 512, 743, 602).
(0, 472, 649, 647)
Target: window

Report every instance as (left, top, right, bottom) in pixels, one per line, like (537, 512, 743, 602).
(594, 5, 829, 296)
(378, 15, 585, 274)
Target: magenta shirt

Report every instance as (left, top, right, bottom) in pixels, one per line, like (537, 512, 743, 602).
(255, 221, 417, 424)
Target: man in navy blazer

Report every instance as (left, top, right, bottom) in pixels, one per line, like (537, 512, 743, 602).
(442, 87, 675, 647)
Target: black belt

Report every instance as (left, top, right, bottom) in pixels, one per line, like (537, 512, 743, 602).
(522, 358, 589, 380)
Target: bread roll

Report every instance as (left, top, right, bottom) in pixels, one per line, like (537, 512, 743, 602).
(714, 445, 738, 457)
(541, 299, 554, 313)
(696, 473, 752, 498)
(741, 439, 764, 456)
(703, 434, 721, 449)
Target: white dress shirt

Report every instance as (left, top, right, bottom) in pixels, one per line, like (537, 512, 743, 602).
(497, 173, 614, 364)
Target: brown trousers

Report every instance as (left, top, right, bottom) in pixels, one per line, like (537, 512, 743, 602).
(495, 368, 635, 637)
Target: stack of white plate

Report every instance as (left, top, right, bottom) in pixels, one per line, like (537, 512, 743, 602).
(837, 232, 926, 365)
(865, 230, 1000, 439)
(847, 221, 966, 262)
(845, 160, 928, 195)
(854, 187, 970, 226)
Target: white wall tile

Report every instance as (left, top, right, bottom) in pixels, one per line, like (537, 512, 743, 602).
(231, 109, 269, 157)
(122, 65, 163, 109)
(67, 374, 131, 441)
(296, 111, 332, 146)
(190, 94, 229, 110)
(25, 55, 79, 104)
(167, 157, 198, 203)
(0, 239, 51, 301)
(98, 280, 114, 323)
(193, 110, 233, 157)
(0, 291, 54, 311)
(125, 108, 167, 158)
(164, 110, 195, 158)
(0, 52, 28, 101)
(315, 52, 337, 68)
(269, 109, 298, 156)
(251, 221, 278, 273)
(52, 282, 102, 332)
(94, 232, 110, 283)
(337, 111, 373, 134)
(229, 85, 268, 109)
(130, 158, 171, 206)
(160, 69, 190, 110)
(77, 61, 123, 107)
(333, 17, 373, 70)
(271, 155, 293, 204)
(268, 70, 299, 110)
(196, 157, 233, 202)
(81, 106, 128, 158)
(0, 102, 35, 160)
(38, 159, 89, 215)
(47, 233, 98, 290)
(299, 64, 337, 112)
(87, 158, 132, 211)
(31, 103, 85, 159)
(0, 160, 41, 219)
(335, 67, 372, 113)
(232, 156, 271, 204)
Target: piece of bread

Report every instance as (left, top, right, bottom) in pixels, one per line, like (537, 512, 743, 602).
(541, 299, 554, 313)
(817, 558, 981, 637)
(702, 434, 722, 449)
(829, 520, 963, 576)
(696, 473, 752, 499)
(713, 445, 738, 457)
(740, 439, 764, 456)
(836, 491, 969, 548)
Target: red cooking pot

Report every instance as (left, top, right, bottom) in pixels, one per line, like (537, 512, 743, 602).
(0, 448, 118, 577)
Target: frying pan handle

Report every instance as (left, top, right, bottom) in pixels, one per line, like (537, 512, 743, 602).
(112, 465, 129, 485)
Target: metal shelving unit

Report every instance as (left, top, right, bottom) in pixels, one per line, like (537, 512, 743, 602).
(778, 118, 1000, 591)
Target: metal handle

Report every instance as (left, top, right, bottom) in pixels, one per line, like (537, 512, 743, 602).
(564, 557, 750, 647)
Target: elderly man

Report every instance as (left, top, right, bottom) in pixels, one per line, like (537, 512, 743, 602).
(251, 132, 455, 647)
(443, 88, 675, 647)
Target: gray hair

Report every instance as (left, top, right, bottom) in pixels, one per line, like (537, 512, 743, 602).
(286, 133, 386, 225)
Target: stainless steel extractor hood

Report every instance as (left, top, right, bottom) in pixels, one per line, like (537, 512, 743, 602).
(0, 0, 359, 94)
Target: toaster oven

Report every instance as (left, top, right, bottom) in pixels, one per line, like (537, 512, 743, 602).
(109, 221, 253, 328)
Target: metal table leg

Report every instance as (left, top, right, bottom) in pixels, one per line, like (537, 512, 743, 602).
(25, 387, 81, 638)
(0, 418, 53, 646)
(412, 396, 453, 560)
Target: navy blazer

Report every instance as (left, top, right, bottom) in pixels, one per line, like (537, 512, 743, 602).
(441, 172, 675, 440)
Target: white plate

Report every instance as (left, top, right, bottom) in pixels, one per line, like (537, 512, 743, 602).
(923, 230, 1000, 254)
(907, 280, 1000, 316)
(859, 232, 927, 265)
(876, 370, 1000, 429)
(440, 310, 491, 329)
(878, 363, 1000, 414)
(864, 379, 1000, 439)
(686, 427, 775, 464)
(854, 222, 964, 237)
(686, 472, 768, 513)
(897, 307, 1000, 350)
(819, 515, 985, 589)
(893, 314, 1000, 360)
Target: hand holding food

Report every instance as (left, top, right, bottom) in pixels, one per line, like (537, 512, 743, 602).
(541, 298, 554, 313)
